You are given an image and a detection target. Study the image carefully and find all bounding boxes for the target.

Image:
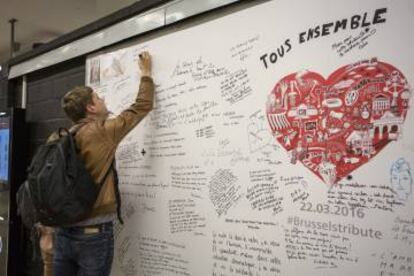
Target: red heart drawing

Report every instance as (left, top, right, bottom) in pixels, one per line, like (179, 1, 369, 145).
(266, 58, 411, 185)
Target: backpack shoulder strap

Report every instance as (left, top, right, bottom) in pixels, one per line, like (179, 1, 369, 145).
(98, 160, 114, 187)
(111, 161, 124, 224)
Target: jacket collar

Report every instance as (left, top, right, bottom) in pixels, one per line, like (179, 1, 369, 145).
(69, 118, 91, 133)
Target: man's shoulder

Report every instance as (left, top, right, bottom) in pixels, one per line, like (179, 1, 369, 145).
(76, 119, 110, 142)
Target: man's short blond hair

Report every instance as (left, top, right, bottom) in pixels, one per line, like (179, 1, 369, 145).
(61, 86, 93, 123)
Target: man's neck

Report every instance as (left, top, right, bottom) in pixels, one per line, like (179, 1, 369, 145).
(85, 113, 108, 121)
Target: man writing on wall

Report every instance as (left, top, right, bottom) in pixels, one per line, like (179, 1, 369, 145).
(48, 51, 154, 276)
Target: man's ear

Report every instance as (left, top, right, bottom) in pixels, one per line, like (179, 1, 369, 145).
(86, 103, 96, 114)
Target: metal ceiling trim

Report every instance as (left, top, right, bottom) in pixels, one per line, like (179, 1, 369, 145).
(8, 0, 241, 79)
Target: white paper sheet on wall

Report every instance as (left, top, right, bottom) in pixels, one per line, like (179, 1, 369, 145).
(86, 0, 414, 275)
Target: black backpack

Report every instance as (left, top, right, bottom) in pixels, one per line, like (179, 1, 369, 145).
(17, 128, 110, 227)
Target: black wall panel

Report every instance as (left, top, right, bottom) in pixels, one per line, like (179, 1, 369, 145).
(25, 57, 85, 153)
(0, 64, 10, 110)
(0, 79, 7, 110)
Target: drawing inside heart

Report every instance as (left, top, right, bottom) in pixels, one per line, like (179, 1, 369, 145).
(266, 58, 411, 185)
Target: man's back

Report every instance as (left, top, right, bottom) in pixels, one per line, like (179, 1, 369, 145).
(73, 75, 153, 219)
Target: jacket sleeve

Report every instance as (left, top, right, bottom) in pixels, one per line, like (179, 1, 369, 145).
(103, 76, 154, 145)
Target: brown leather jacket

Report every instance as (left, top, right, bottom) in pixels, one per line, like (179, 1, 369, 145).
(73, 76, 154, 218)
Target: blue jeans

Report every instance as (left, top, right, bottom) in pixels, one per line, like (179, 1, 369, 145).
(53, 222, 114, 276)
